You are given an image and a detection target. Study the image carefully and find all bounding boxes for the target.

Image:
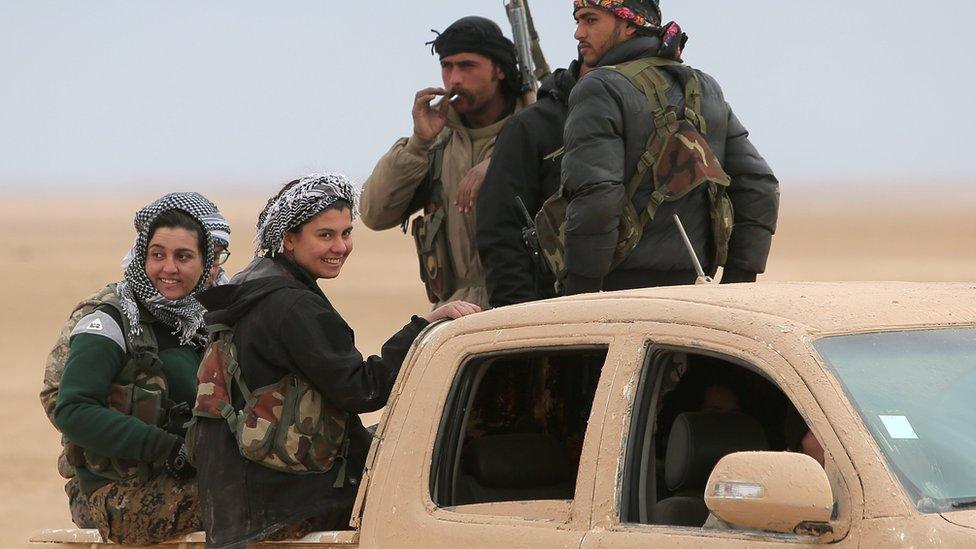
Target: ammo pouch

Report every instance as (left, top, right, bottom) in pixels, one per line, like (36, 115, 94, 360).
(411, 206, 455, 304)
(536, 189, 643, 284)
(402, 143, 456, 304)
(535, 57, 733, 282)
(189, 325, 350, 479)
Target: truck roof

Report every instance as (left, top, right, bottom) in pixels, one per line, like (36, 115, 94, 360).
(475, 282, 976, 335)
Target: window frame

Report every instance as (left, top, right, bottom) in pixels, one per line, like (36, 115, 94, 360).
(585, 326, 858, 546)
(430, 344, 611, 509)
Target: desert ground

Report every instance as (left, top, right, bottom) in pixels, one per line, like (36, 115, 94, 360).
(2, 184, 974, 546)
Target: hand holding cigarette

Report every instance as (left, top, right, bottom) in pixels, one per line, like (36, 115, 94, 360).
(412, 87, 456, 142)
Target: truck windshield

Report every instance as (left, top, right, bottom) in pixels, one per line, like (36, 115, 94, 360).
(815, 328, 976, 513)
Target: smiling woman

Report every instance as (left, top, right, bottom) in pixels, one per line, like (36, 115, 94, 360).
(145, 210, 209, 300)
(48, 193, 226, 545)
(282, 204, 354, 280)
(191, 173, 481, 547)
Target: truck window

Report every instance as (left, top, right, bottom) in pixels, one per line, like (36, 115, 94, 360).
(430, 346, 608, 508)
(620, 348, 832, 529)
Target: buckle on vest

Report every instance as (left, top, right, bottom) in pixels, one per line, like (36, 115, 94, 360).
(217, 402, 239, 432)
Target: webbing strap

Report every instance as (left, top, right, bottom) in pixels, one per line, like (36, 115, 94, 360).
(399, 141, 446, 233)
(607, 59, 678, 203)
(606, 57, 709, 226)
(129, 317, 159, 362)
(206, 323, 233, 335)
(639, 186, 671, 228)
(218, 402, 239, 433)
(682, 74, 706, 134)
(211, 328, 253, 408)
(430, 145, 445, 185)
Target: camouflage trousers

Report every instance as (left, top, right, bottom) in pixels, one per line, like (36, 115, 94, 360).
(86, 473, 201, 545)
(65, 478, 96, 528)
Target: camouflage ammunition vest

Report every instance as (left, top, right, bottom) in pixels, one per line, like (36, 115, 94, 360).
(401, 141, 457, 304)
(187, 324, 350, 482)
(41, 284, 171, 482)
(536, 57, 734, 282)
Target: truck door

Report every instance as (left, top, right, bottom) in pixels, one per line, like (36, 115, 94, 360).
(357, 322, 633, 548)
(580, 324, 861, 548)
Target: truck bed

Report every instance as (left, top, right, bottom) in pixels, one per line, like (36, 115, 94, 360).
(29, 529, 359, 548)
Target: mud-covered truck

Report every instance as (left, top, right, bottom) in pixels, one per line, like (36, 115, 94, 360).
(32, 282, 976, 547)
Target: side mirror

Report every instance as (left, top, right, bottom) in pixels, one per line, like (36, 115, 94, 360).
(705, 451, 833, 535)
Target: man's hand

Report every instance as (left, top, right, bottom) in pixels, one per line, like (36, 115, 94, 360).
(412, 87, 451, 143)
(454, 158, 491, 213)
(423, 301, 482, 322)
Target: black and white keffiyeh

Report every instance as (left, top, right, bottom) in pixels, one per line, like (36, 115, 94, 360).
(117, 193, 216, 346)
(256, 173, 358, 256)
(121, 192, 230, 271)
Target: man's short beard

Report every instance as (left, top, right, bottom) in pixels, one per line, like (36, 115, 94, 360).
(455, 75, 502, 117)
(610, 19, 632, 49)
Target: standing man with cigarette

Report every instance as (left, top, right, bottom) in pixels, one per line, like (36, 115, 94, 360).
(558, 0, 779, 294)
(360, 16, 524, 310)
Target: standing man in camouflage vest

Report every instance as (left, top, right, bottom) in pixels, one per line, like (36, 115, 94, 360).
(361, 16, 523, 310)
(560, 0, 779, 294)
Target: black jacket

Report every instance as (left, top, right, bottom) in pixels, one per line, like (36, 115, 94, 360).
(476, 62, 580, 307)
(561, 36, 779, 293)
(194, 256, 428, 549)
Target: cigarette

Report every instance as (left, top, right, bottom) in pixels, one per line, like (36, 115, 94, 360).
(434, 93, 461, 108)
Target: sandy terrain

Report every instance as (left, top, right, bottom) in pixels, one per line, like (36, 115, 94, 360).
(2, 184, 974, 546)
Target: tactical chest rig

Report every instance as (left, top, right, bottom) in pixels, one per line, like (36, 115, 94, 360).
(536, 57, 734, 282)
(402, 142, 455, 304)
(187, 324, 350, 485)
(47, 284, 176, 483)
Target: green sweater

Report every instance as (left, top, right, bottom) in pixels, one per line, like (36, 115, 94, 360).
(54, 305, 201, 493)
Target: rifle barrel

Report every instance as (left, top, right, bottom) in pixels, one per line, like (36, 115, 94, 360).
(505, 1, 537, 92)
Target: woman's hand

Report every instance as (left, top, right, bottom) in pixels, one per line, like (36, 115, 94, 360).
(423, 301, 482, 322)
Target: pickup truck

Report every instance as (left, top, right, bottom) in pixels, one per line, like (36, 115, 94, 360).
(31, 282, 976, 547)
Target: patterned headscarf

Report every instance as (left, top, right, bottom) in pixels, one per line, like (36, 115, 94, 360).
(573, 0, 662, 29)
(427, 16, 522, 97)
(117, 193, 216, 346)
(573, 0, 687, 62)
(256, 173, 358, 256)
(121, 192, 230, 270)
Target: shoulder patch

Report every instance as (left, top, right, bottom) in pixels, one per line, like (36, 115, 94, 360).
(70, 310, 126, 352)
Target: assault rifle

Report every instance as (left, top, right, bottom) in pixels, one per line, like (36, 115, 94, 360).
(504, 0, 551, 100)
(516, 196, 549, 276)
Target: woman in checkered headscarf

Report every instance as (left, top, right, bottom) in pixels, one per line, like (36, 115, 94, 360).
(52, 192, 229, 544)
(192, 173, 482, 547)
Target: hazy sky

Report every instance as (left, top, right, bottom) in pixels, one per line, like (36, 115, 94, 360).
(2, 1, 974, 191)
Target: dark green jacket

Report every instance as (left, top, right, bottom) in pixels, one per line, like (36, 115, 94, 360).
(54, 304, 201, 494)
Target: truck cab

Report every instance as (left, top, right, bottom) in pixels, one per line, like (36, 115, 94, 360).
(32, 282, 976, 547)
